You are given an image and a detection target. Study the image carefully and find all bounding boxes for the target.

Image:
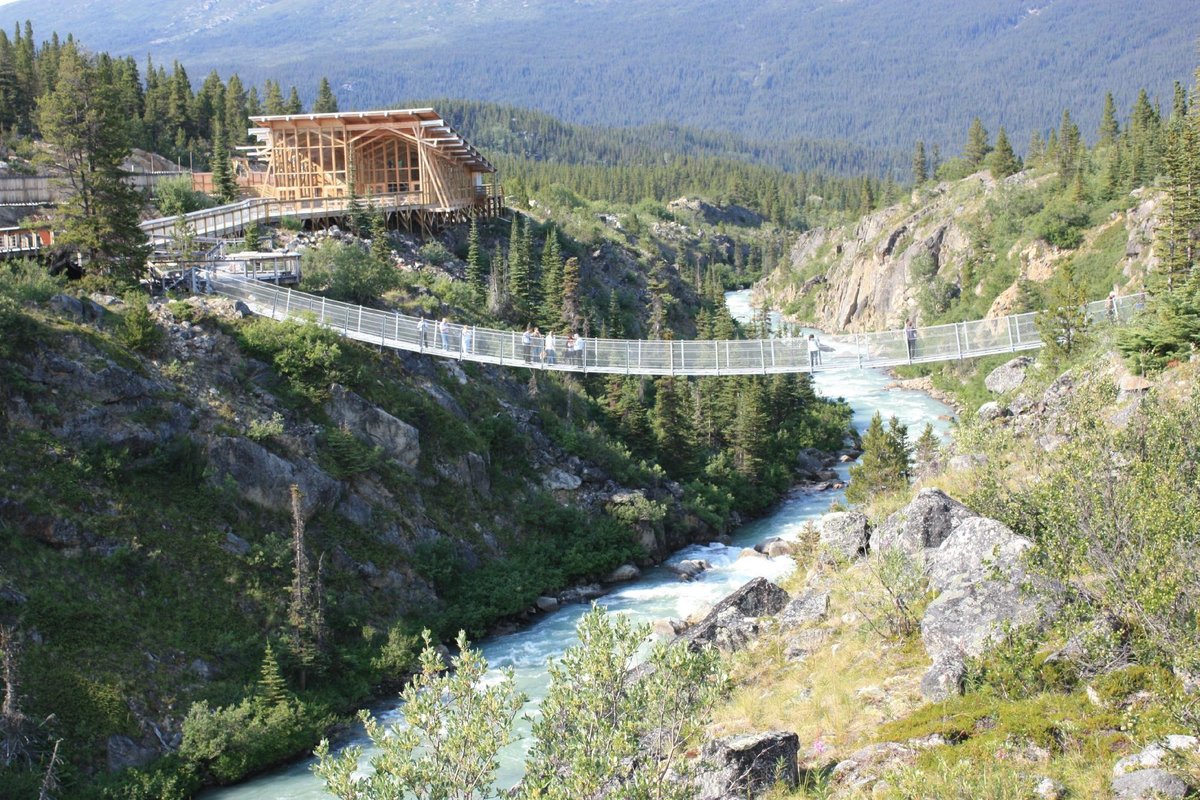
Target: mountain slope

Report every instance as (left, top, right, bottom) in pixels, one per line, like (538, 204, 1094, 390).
(6, 0, 1197, 154)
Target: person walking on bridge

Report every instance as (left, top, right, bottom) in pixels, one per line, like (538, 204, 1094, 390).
(417, 316, 427, 350)
(807, 334, 819, 371)
(573, 332, 585, 367)
(905, 318, 917, 361)
(437, 317, 450, 350)
(545, 330, 557, 365)
(522, 325, 533, 363)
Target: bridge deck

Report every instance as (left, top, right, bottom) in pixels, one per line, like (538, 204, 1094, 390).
(205, 271, 1141, 375)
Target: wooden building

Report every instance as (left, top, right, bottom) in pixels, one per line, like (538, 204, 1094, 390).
(245, 108, 503, 229)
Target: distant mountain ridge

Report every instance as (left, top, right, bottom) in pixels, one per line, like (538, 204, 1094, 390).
(5, 0, 1198, 155)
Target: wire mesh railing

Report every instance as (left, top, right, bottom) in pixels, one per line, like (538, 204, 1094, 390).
(203, 269, 1144, 375)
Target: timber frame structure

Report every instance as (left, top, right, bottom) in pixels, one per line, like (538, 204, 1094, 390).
(245, 108, 503, 233)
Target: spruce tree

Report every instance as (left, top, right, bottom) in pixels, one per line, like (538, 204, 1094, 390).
(988, 126, 1020, 178)
(313, 77, 338, 113)
(264, 80, 284, 115)
(506, 215, 530, 319)
(370, 211, 393, 268)
(652, 377, 696, 477)
(466, 217, 486, 301)
(284, 86, 303, 114)
(1057, 110, 1083, 184)
(846, 412, 911, 504)
(258, 641, 289, 708)
(224, 73, 248, 144)
(561, 256, 581, 332)
(912, 140, 928, 184)
(1035, 259, 1090, 364)
(210, 120, 239, 203)
(37, 43, 149, 285)
(964, 117, 991, 167)
(538, 226, 563, 329)
(1099, 91, 1120, 146)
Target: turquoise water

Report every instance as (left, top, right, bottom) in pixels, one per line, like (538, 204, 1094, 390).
(204, 291, 954, 799)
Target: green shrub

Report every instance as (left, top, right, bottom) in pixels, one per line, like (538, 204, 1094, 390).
(238, 317, 355, 402)
(119, 296, 166, 355)
(301, 239, 398, 305)
(319, 426, 382, 479)
(0, 258, 64, 303)
(416, 241, 452, 266)
(1033, 198, 1090, 249)
(179, 698, 328, 785)
(247, 412, 285, 442)
(153, 175, 215, 217)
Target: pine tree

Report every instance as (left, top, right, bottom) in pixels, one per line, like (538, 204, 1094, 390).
(1057, 109, 1083, 184)
(466, 217, 486, 300)
(846, 412, 912, 504)
(1035, 259, 1090, 364)
(313, 76, 338, 113)
(561, 256, 581, 332)
(912, 140, 928, 184)
(538, 226, 563, 329)
(988, 126, 1020, 178)
(243, 222, 261, 251)
(606, 290, 623, 338)
(732, 378, 769, 480)
(224, 73, 248, 144)
(652, 377, 696, 477)
(37, 43, 149, 285)
(284, 86, 303, 114)
(258, 641, 289, 708)
(370, 211, 393, 268)
(210, 120, 239, 203)
(914, 423, 940, 476)
(1099, 91, 1120, 146)
(287, 485, 326, 691)
(506, 215, 530, 319)
(1027, 131, 1045, 167)
(264, 80, 284, 115)
(964, 117, 991, 167)
(647, 259, 673, 339)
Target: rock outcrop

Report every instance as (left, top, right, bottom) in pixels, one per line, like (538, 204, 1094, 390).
(679, 577, 789, 653)
(818, 511, 869, 559)
(694, 731, 799, 800)
(324, 383, 419, 470)
(871, 488, 976, 554)
(206, 436, 341, 520)
(984, 355, 1033, 394)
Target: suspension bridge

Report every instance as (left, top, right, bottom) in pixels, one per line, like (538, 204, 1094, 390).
(200, 269, 1140, 376)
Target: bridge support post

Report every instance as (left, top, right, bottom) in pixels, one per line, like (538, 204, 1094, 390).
(714, 340, 720, 376)
(955, 323, 963, 361)
(770, 338, 776, 371)
(320, 297, 326, 325)
(759, 338, 766, 374)
(1007, 316, 1016, 352)
(855, 333, 862, 369)
(285, 289, 292, 317)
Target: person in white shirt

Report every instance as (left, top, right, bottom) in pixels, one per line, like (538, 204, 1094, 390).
(807, 334, 819, 371)
(544, 330, 557, 365)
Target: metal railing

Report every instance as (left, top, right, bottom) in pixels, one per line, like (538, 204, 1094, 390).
(203, 269, 1144, 375)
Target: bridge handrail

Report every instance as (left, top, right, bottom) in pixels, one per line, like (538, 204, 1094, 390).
(201, 269, 1145, 376)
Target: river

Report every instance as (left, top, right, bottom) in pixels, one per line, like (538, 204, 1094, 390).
(207, 290, 954, 799)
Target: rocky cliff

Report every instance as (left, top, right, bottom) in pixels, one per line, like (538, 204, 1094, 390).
(754, 170, 1161, 332)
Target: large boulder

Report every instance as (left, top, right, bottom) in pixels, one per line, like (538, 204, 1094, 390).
(694, 731, 799, 800)
(679, 577, 789, 653)
(818, 511, 869, 559)
(206, 436, 341, 520)
(984, 355, 1032, 394)
(1111, 769, 1190, 800)
(925, 516, 1036, 593)
(778, 589, 830, 629)
(872, 488, 976, 554)
(324, 383, 419, 470)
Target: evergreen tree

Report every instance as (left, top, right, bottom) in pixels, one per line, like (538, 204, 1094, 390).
(224, 73, 248, 144)
(964, 117, 991, 167)
(846, 412, 912, 504)
(732, 378, 769, 480)
(912, 140, 928, 184)
(1035, 258, 1090, 365)
(466, 217, 486, 300)
(506, 215, 531, 319)
(210, 120, 239, 203)
(313, 76, 338, 113)
(246, 85, 262, 118)
(914, 423, 940, 476)
(263, 79, 284, 115)
(561, 256, 582, 332)
(647, 259, 673, 338)
(243, 222, 261, 251)
(1057, 109, 1083, 184)
(988, 126, 1020, 178)
(284, 85, 303, 114)
(652, 377, 696, 477)
(538, 226, 563, 329)
(606, 290, 623, 338)
(37, 44, 149, 285)
(1027, 131, 1045, 167)
(257, 641, 289, 708)
(1099, 91, 1120, 145)
(286, 485, 326, 691)
(369, 211, 393, 268)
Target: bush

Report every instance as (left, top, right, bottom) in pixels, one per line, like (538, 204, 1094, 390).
(416, 241, 452, 266)
(153, 175, 215, 218)
(247, 412, 285, 442)
(301, 239, 398, 305)
(180, 698, 328, 785)
(1033, 198, 1090, 249)
(119, 296, 166, 355)
(238, 317, 355, 402)
(0, 258, 64, 303)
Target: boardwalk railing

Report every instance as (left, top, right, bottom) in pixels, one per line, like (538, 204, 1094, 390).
(204, 270, 1143, 375)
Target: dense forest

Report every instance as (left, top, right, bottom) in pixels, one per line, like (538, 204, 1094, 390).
(4, 0, 1197, 159)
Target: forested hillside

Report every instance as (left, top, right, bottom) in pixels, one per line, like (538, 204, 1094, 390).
(3, 0, 1197, 159)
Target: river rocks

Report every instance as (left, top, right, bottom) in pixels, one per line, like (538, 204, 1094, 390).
(779, 589, 830, 629)
(324, 383, 419, 470)
(818, 511, 869, 560)
(977, 400, 1010, 421)
(1111, 769, 1190, 799)
(679, 577, 789, 653)
(206, 436, 341, 520)
(693, 731, 799, 800)
(665, 559, 711, 580)
(984, 355, 1033, 394)
(795, 448, 827, 481)
(535, 596, 560, 613)
(652, 618, 687, 637)
(872, 488, 976, 554)
(605, 564, 641, 583)
(558, 583, 605, 604)
(761, 539, 792, 558)
(542, 466, 582, 491)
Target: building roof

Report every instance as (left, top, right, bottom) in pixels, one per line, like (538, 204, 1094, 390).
(248, 108, 495, 173)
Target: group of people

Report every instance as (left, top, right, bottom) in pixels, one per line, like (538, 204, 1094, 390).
(415, 316, 477, 355)
(521, 325, 586, 366)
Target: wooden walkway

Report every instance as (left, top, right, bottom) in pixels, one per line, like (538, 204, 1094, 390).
(202, 270, 1142, 375)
